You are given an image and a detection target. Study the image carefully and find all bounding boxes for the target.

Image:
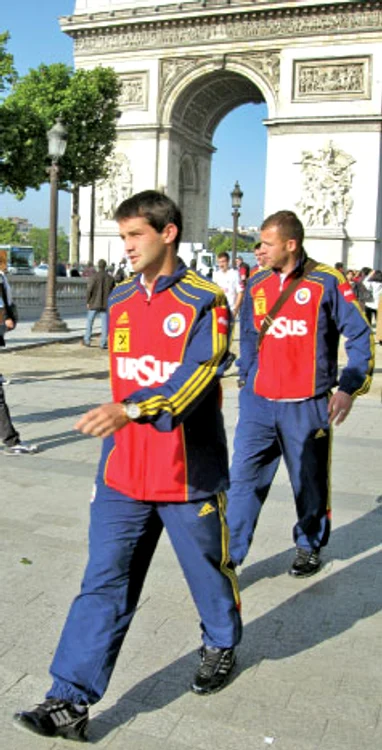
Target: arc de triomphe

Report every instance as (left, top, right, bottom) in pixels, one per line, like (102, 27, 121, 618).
(61, 0, 382, 269)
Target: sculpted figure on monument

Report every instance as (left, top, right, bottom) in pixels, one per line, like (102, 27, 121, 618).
(97, 153, 133, 222)
(298, 142, 355, 228)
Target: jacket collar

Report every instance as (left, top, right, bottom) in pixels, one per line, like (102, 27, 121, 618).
(134, 258, 188, 295)
(272, 248, 309, 280)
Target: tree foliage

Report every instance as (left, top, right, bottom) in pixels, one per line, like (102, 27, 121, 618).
(1, 62, 121, 195)
(0, 32, 17, 97)
(28, 226, 69, 263)
(208, 233, 253, 256)
(0, 218, 22, 244)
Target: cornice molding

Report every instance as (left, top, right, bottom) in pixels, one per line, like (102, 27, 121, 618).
(61, 2, 382, 54)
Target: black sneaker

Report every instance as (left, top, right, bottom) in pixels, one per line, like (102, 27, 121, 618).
(13, 698, 88, 741)
(191, 646, 235, 695)
(289, 547, 321, 578)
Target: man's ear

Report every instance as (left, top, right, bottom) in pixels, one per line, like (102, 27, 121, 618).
(286, 238, 298, 254)
(162, 223, 178, 246)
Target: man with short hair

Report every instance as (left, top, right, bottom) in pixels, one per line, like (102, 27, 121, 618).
(14, 190, 241, 741)
(213, 251, 243, 319)
(82, 259, 115, 349)
(227, 210, 374, 578)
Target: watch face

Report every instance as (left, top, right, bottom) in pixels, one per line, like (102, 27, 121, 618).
(126, 402, 141, 420)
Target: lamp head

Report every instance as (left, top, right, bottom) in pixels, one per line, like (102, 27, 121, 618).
(47, 118, 68, 161)
(231, 180, 243, 210)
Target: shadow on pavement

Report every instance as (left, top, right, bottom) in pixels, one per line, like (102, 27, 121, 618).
(88, 508, 382, 742)
(239, 502, 382, 592)
(13, 404, 100, 424)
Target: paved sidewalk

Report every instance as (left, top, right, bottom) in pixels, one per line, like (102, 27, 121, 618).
(4, 314, 101, 351)
(0, 330, 381, 749)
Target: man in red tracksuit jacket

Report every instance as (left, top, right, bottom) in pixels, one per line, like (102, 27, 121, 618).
(14, 191, 242, 742)
(227, 210, 374, 579)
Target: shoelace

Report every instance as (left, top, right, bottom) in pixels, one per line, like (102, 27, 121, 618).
(199, 649, 231, 678)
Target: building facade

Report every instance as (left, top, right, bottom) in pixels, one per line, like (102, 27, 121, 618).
(61, 0, 382, 269)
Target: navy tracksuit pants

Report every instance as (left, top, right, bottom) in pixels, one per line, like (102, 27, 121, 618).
(47, 482, 242, 705)
(227, 387, 332, 566)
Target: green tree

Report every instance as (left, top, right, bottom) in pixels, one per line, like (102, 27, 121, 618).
(28, 226, 69, 264)
(208, 234, 232, 255)
(0, 217, 22, 244)
(0, 32, 17, 96)
(1, 62, 121, 258)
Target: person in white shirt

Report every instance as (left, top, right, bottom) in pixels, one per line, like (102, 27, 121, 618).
(213, 252, 243, 318)
(363, 269, 382, 326)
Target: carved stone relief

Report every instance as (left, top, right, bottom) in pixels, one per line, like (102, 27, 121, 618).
(72, 5, 382, 54)
(119, 73, 148, 109)
(293, 58, 370, 101)
(297, 142, 355, 229)
(96, 152, 133, 222)
(230, 52, 280, 93)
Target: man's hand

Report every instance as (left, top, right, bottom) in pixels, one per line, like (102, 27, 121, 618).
(5, 318, 14, 330)
(328, 391, 353, 426)
(75, 403, 129, 438)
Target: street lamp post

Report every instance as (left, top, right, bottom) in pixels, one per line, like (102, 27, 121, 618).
(230, 180, 243, 269)
(33, 118, 69, 332)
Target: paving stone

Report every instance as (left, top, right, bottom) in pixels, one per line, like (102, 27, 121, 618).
(1, 331, 382, 749)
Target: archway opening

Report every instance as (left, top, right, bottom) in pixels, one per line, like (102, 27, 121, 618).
(169, 70, 268, 245)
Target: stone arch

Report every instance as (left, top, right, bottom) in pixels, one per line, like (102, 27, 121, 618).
(158, 59, 273, 245)
(160, 58, 276, 133)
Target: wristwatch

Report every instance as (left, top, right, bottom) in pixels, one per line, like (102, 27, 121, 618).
(121, 400, 142, 420)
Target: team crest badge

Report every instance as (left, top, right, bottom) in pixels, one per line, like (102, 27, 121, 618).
(295, 288, 311, 305)
(163, 313, 186, 338)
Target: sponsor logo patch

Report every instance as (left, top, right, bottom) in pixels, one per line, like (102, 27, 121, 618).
(265, 316, 308, 339)
(163, 313, 186, 338)
(214, 306, 229, 334)
(339, 282, 356, 303)
(295, 288, 311, 305)
(314, 428, 327, 439)
(198, 502, 216, 517)
(116, 355, 180, 386)
(116, 311, 129, 326)
(254, 288, 267, 316)
(113, 328, 130, 353)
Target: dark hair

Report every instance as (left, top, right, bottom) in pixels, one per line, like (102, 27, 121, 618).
(98, 259, 107, 270)
(334, 261, 344, 270)
(373, 269, 382, 283)
(114, 190, 183, 250)
(261, 210, 304, 249)
(217, 251, 229, 261)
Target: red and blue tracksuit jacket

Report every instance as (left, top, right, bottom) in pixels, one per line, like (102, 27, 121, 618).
(239, 253, 374, 400)
(97, 260, 232, 502)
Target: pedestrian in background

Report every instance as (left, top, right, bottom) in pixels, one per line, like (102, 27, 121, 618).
(227, 210, 374, 578)
(363, 269, 382, 326)
(235, 255, 250, 289)
(213, 251, 243, 319)
(0, 262, 38, 456)
(82, 259, 115, 349)
(14, 190, 241, 741)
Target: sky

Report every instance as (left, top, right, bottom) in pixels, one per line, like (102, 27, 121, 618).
(1, 1, 267, 233)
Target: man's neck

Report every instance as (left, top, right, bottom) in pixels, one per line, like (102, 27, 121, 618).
(143, 252, 178, 292)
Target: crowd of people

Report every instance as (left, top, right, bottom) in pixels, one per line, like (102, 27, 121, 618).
(2, 192, 376, 742)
